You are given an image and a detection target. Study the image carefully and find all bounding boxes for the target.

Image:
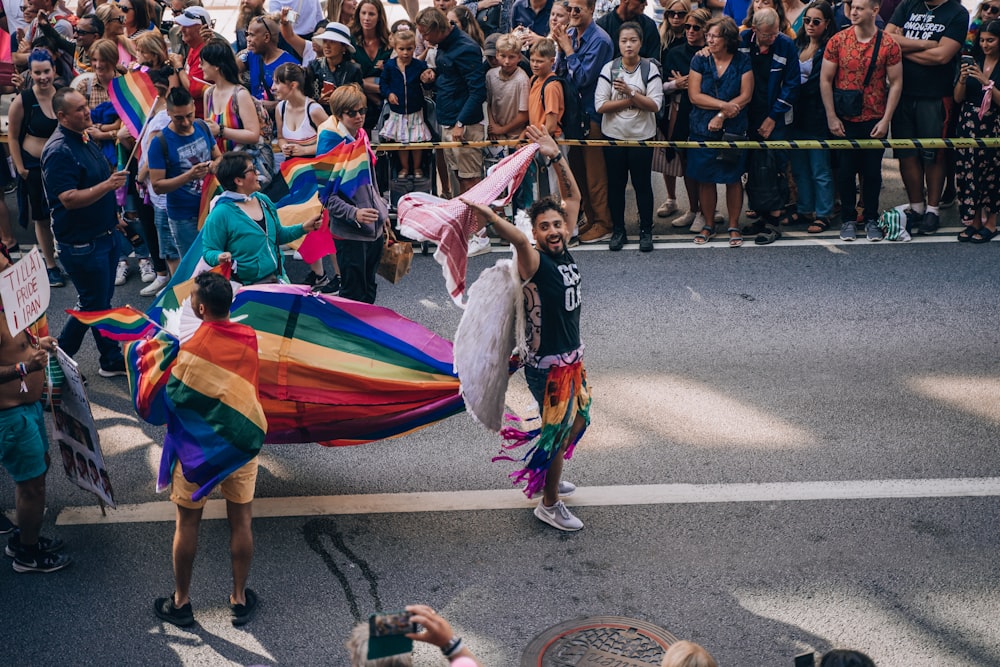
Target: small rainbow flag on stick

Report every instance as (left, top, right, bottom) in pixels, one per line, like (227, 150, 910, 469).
(67, 305, 159, 341)
(109, 70, 158, 138)
(196, 174, 223, 229)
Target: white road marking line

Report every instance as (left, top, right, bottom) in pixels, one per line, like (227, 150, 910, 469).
(56, 477, 1000, 526)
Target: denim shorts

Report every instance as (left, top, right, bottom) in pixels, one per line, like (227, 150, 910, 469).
(166, 215, 198, 260)
(0, 402, 49, 482)
(154, 207, 179, 260)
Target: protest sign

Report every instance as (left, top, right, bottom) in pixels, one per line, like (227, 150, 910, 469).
(49, 348, 116, 508)
(0, 248, 50, 337)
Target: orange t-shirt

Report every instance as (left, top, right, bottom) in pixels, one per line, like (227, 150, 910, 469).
(529, 74, 563, 138)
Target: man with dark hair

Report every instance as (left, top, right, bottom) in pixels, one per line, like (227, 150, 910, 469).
(155, 271, 265, 628)
(245, 14, 297, 111)
(596, 0, 660, 59)
(417, 6, 488, 195)
(149, 87, 221, 259)
(12, 0, 74, 68)
(463, 125, 590, 532)
(41, 87, 129, 378)
(71, 14, 104, 73)
(0, 248, 68, 573)
(550, 0, 614, 243)
(886, 0, 968, 234)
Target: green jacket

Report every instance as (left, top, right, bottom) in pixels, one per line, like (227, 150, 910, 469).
(202, 193, 306, 284)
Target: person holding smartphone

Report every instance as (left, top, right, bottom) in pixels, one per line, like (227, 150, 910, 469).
(309, 22, 365, 112)
(41, 87, 129, 377)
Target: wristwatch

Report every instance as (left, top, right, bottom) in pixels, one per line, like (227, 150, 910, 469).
(455, 121, 464, 129)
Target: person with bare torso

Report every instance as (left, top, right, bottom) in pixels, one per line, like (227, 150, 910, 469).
(0, 247, 70, 573)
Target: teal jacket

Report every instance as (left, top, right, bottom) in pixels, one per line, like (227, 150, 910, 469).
(202, 193, 306, 284)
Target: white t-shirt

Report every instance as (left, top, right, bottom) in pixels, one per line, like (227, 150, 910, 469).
(594, 59, 663, 141)
(268, 0, 324, 36)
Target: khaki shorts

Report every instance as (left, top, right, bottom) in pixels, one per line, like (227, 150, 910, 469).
(441, 123, 485, 179)
(170, 458, 258, 509)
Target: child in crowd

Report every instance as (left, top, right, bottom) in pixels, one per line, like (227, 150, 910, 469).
(525, 38, 563, 197)
(486, 33, 530, 142)
(379, 29, 432, 179)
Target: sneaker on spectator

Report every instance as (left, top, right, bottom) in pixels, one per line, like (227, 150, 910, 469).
(154, 595, 195, 627)
(639, 230, 653, 252)
(11, 548, 71, 573)
(903, 208, 924, 234)
(609, 229, 627, 251)
(468, 232, 492, 256)
(305, 271, 331, 291)
(865, 220, 884, 241)
(690, 212, 707, 234)
(672, 211, 696, 228)
(47, 267, 64, 288)
(140, 274, 170, 297)
(579, 224, 612, 244)
(534, 500, 583, 531)
(6, 531, 64, 557)
(919, 211, 940, 235)
(114, 260, 129, 286)
(656, 198, 678, 217)
(839, 221, 857, 241)
(319, 274, 341, 294)
(98, 357, 128, 378)
(139, 258, 156, 283)
(558, 480, 576, 497)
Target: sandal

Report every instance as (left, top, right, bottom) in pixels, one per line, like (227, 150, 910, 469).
(785, 210, 814, 226)
(754, 224, 782, 245)
(413, 169, 424, 179)
(728, 227, 743, 248)
(957, 225, 979, 242)
(693, 225, 715, 245)
(807, 217, 830, 234)
(970, 227, 998, 244)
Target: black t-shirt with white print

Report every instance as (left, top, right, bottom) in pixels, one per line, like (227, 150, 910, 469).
(889, 0, 969, 97)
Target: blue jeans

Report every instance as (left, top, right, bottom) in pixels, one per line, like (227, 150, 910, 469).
(789, 129, 833, 218)
(57, 231, 123, 366)
(167, 216, 199, 260)
(154, 207, 179, 260)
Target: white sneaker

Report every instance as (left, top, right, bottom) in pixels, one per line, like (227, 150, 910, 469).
(558, 480, 576, 497)
(656, 198, 678, 218)
(672, 211, 696, 228)
(690, 212, 707, 233)
(468, 232, 492, 257)
(139, 258, 156, 283)
(139, 274, 170, 296)
(534, 500, 583, 531)
(114, 260, 129, 286)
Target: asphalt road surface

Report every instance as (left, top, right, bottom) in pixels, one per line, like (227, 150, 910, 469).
(1, 177, 999, 667)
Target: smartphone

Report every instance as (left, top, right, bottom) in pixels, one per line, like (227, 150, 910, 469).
(794, 652, 816, 667)
(961, 54, 976, 68)
(285, 9, 299, 24)
(370, 611, 416, 637)
(322, 81, 337, 96)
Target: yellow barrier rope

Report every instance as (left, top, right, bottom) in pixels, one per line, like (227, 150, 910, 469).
(372, 137, 1000, 151)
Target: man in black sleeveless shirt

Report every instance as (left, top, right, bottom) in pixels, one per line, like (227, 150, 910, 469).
(464, 125, 591, 531)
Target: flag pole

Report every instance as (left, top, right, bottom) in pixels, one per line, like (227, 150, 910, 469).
(123, 94, 159, 169)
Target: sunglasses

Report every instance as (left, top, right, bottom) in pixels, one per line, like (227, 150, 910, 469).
(684, 23, 703, 31)
(111, 15, 126, 23)
(665, 10, 686, 18)
(802, 16, 826, 25)
(74, 27, 100, 35)
(343, 107, 367, 118)
(119, 4, 134, 11)
(183, 9, 209, 25)
(568, 6, 584, 14)
(984, 4, 1000, 13)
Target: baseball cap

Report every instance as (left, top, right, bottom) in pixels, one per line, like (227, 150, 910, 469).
(174, 6, 212, 27)
(484, 32, 500, 57)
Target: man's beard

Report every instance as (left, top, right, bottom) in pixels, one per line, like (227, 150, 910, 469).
(237, 6, 262, 29)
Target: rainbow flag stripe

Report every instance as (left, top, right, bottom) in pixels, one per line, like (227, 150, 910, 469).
(158, 320, 267, 501)
(196, 174, 223, 230)
(108, 70, 158, 138)
(125, 330, 179, 426)
(67, 306, 156, 341)
(322, 133, 372, 201)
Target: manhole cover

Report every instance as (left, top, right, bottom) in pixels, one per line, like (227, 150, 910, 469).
(521, 616, 678, 667)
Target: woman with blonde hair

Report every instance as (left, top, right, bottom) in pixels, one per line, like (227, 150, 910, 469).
(741, 0, 795, 37)
(95, 1, 137, 67)
(661, 641, 718, 667)
(448, 6, 486, 48)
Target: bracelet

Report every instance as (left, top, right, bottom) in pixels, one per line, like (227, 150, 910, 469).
(546, 152, 563, 168)
(441, 636, 463, 658)
(716, 111, 724, 118)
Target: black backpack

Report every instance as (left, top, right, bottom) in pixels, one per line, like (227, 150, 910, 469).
(540, 74, 589, 140)
(610, 56, 665, 123)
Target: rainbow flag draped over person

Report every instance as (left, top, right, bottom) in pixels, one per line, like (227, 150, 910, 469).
(108, 70, 158, 137)
(159, 319, 267, 501)
(65, 305, 157, 341)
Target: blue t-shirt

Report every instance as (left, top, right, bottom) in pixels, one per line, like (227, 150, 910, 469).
(148, 123, 215, 220)
(248, 51, 297, 101)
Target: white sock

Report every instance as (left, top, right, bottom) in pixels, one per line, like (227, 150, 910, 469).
(910, 202, 926, 214)
(926, 205, 939, 216)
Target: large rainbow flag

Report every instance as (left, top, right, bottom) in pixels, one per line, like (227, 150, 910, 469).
(159, 319, 267, 501)
(65, 305, 157, 341)
(108, 70, 158, 138)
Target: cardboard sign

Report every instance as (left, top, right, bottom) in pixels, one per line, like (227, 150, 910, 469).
(0, 248, 50, 337)
(49, 349, 116, 508)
